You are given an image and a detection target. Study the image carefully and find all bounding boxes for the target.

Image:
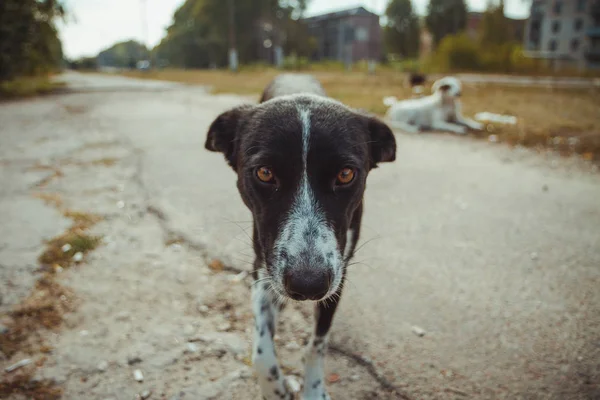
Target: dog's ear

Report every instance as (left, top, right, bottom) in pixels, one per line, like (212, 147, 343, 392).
(366, 116, 396, 168)
(432, 80, 452, 93)
(205, 105, 254, 170)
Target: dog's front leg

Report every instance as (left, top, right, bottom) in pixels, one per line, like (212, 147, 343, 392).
(301, 296, 341, 400)
(388, 120, 421, 134)
(252, 281, 293, 400)
(456, 115, 484, 131)
(454, 102, 483, 131)
(431, 120, 467, 135)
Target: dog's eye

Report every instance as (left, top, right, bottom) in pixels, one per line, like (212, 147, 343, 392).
(256, 166, 275, 183)
(336, 167, 355, 185)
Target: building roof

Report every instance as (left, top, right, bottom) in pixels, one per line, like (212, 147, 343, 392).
(303, 6, 377, 22)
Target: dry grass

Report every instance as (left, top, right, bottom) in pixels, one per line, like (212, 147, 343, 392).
(37, 231, 101, 269)
(0, 205, 101, 399)
(27, 165, 64, 188)
(32, 192, 64, 209)
(0, 277, 75, 359)
(58, 157, 120, 168)
(120, 68, 600, 162)
(0, 370, 63, 400)
(0, 202, 101, 363)
(33, 195, 103, 271)
(89, 157, 118, 167)
(62, 210, 103, 229)
(459, 85, 600, 159)
(61, 104, 87, 114)
(37, 212, 102, 270)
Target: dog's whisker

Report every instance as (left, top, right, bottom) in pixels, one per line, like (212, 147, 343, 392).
(234, 248, 254, 255)
(221, 218, 253, 225)
(223, 217, 258, 245)
(265, 283, 287, 308)
(251, 276, 271, 288)
(358, 222, 381, 236)
(346, 260, 377, 270)
(232, 236, 254, 248)
(230, 257, 254, 267)
(339, 276, 359, 292)
(233, 250, 255, 259)
(351, 235, 382, 256)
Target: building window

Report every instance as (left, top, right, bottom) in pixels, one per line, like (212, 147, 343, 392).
(553, 1, 562, 14)
(577, 0, 586, 12)
(552, 20, 561, 33)
(529, 20, 541, 48)
(355, 27, 369, 42)
(549, 40, 558, 51)
(574, 18, 584, 31)
(571, 39, 580, 51)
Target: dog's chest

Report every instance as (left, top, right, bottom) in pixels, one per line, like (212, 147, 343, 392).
(440, 102, 457, 121)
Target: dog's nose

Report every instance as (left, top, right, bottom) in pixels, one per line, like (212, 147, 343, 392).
(284, 267, 332, 301)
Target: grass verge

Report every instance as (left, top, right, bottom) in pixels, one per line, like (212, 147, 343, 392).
(0, 277, 75, 358)
(119, 68, 600, 163)
(0, 369, 62, 400)
(0, 76, 65, 100)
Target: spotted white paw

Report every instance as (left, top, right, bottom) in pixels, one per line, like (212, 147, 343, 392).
(302, 390, 330, 400)
(471, 122, 484, 131)
(301, 379, 330, 400)
(286, 376, 302, 394)
(263, 388, 294, 400)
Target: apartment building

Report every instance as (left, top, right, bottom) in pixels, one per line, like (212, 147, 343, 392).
(524, 0, 600, 70)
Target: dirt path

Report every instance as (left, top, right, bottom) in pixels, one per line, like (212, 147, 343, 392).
(1, 72, 599, 399)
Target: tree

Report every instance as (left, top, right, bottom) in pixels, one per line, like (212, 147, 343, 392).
(0, 0, 65, 81)
(97, 40, 148, 68)
(480, 0, 513, 46)
(478, 0, 518, 72)
(425, 0, 467, 46)
(384, 0, 420, 59)
(154, 0, 312, 68)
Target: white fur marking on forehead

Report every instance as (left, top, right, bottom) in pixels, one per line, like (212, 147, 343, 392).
(297, 107, 312, 220)
(299, 108, 311, 167)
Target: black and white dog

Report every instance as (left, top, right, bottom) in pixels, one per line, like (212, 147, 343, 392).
(205, 73, 396, 399)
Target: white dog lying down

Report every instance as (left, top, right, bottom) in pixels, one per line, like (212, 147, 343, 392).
(384, 76, 483, 135)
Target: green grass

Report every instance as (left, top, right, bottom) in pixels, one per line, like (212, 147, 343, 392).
(0, 76, 65, 99)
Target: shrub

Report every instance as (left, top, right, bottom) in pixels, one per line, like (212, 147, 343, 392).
(428, 33, 551, 74)
(432, 33, 481, 71)
(282, 54, 310, 70)
(309, 60, 347, 71)
(387, 58, 423, 73)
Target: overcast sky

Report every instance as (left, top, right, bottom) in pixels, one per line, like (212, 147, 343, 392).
(58, 0, 530, 59)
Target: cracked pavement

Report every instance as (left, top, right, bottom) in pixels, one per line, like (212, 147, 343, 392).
(1, 71, 599, 399)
